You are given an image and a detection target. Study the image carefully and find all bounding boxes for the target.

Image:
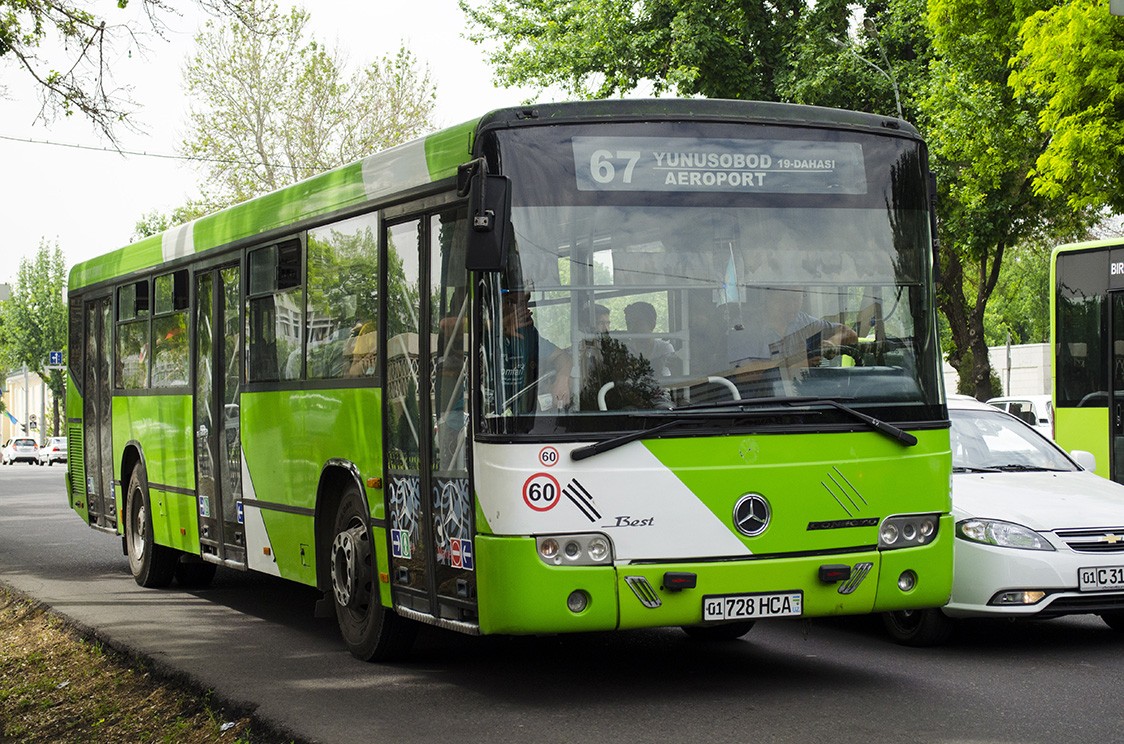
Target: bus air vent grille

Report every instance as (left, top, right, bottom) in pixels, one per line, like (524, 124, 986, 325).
(624, 576, 661, 609)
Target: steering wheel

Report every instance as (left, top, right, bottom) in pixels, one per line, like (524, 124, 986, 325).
(597, 376, 740, 411)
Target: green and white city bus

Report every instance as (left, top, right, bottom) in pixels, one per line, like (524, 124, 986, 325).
(1052, 238, 1124, 481)
(66, 99, 952, 660)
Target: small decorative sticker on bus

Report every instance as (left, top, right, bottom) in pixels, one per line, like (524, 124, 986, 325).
(391, 528, 412, 559)
(572, 137, 867, 194)
(449, 538, 475, 571)
(538, 446, 560, 468)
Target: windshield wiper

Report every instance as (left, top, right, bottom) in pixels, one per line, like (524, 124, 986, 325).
(676, 396, 916, 447)
(991, 464, 1064, 472)
(953, 466, 1002, 473)
(571, 396, 916, 462)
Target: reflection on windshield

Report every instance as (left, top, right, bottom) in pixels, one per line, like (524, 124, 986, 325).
(950, 410, 1076, 472)
(478, 203, 939, 434)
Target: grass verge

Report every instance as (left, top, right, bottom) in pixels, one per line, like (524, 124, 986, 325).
(0, 585, 296, 743)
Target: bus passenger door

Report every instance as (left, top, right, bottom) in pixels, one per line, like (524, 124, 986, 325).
(83, 296, 116, 529)
(384, 207, 476, 625)
(1111, 292, 1124, 484)
(194, 265, 247, 567)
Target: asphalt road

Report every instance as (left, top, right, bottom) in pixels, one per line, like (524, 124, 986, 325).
(2, 464, 1124, 743)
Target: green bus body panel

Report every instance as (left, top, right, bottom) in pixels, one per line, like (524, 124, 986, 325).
(241, 387, 385, 586)
(111, 395, 197, 551)
(645, 429, 951, 555)
(67, 120, 479, 293)
(1055, 408, 1111, 478)
(68, 235, 164, 291)
(65, 377, 85, 519)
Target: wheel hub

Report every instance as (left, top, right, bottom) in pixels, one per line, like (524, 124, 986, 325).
(331, 524, 371, 609)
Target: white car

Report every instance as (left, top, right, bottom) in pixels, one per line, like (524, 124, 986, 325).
(986, 394, 1053, 439)
(1, 437, 40, 465)
(883, 395, 1123, 645)
(38, 436, 67, 466)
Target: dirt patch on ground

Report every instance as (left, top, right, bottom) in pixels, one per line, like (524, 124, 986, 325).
(0, 586, 296, 743)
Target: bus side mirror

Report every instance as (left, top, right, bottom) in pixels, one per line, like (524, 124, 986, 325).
(457, 159, 510, 272)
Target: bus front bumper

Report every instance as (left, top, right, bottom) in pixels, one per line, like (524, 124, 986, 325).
(475, 526, 952, 635)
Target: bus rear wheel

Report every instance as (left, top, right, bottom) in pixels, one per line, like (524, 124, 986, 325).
(330, 487, 417, 661)
(125, 463, 178, 588)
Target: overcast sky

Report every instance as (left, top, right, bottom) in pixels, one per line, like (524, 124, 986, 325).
(0, 1, 539, 285)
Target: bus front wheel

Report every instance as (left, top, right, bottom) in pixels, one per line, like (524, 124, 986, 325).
(125, 463, 178, 588)
(330, 487, 417, 661)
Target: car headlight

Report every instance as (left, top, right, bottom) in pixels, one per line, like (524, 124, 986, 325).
(956, 519, 1055, 551)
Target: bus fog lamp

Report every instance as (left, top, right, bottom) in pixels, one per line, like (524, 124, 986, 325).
(567, 590, 590, 613)
(897, 570, 917, 591)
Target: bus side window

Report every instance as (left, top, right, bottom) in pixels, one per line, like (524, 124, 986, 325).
(247, 240, 303, 383)
(115, 279, 151, 390)
(306, 213, 380, 380)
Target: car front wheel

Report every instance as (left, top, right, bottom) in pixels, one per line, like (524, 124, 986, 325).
(882, 608, 954, 647)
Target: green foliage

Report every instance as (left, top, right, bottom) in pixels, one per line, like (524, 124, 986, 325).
(132, 201, 212, 241)
(578, 335, 665, 411)
(1010, 0, 1124, 213)
(921, 0, 1096, 398)
(462, 0, 851, 101)
(0, 241, 68, 435)
(0, 1, 247, 141)
(180, 0, 437, 209)
(982, 241, 1052, 346)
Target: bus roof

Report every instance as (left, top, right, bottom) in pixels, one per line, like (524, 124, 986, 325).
(68, 98, 917, 292)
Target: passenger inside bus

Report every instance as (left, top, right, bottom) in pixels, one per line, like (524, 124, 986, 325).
(727, 286, 857, 395)
(500, 288, 572, 413)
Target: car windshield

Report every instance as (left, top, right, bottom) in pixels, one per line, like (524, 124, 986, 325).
(950, 409, 1076, 472)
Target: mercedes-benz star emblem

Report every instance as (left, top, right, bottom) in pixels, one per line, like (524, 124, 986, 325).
(733, 493, 771, 537)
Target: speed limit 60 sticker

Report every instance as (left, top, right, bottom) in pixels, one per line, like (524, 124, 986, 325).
(523, 473, 560, 512)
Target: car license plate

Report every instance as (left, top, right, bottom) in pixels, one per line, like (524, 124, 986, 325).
(1079, 566, 1124, 591)
(702, 591, 803, 621)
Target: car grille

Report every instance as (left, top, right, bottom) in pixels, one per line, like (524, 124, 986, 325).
(1039, 593, 1124, 618)
(1054, 528, 1124, 553)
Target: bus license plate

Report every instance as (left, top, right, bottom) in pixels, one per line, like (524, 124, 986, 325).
(702, 591, 803, 621)
(1079, 566, 1124, 592)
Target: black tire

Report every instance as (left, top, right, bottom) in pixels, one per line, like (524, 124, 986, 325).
(682, 621, 755, 641)
(882, 608, 954, 647)
(175, 558, 217, 588)
(330, 486, 417, 661)
(1100, 611, 1124, 631)
(124, 463, 178, 588)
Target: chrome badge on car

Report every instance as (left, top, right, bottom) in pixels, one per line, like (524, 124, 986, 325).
(733, 493, 771, 537)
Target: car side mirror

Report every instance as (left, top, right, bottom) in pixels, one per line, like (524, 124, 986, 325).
(1071, 450, 1097, 472)
(457, 158, 510, 272)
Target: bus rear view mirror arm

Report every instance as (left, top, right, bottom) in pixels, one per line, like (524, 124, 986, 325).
(457, 158, 510, 272)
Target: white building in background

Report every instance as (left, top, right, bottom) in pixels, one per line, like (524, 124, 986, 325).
(1, 369, 55, 443)
(943, 342, 1050, 397)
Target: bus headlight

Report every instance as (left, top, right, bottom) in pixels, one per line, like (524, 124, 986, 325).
(536, 534, 614, 566)
(879, 514, 940, 549)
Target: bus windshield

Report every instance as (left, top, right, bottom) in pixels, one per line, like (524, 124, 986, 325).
(478, 121, 941, 436)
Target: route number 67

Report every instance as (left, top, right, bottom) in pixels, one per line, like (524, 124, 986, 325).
(590, 150, 642, 185)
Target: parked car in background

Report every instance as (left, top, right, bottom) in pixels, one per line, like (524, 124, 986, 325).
(38, 436, 67, 466)
(986, 394, 1053, 439)
(883, 395, 1122, 646)
(2, 438, 40, 465)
